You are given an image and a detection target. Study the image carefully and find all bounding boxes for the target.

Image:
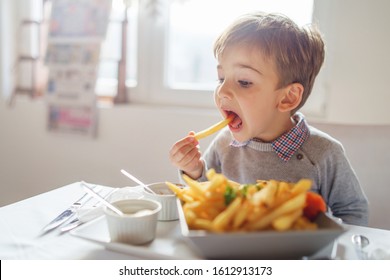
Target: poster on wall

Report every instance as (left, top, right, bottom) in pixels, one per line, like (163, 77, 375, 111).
(45, 0, 112, 137)
(45, 43, 100, 102)
(48, 104, 98, 135)
(49, 0, 111, 40)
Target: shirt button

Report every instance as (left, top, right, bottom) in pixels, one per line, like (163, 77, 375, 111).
(297, 154, 304, 160)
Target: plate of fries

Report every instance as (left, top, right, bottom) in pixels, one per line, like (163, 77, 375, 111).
(166, 170, 345, 259)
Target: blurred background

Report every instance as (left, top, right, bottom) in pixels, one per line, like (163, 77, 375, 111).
(1, 0, 389, 229)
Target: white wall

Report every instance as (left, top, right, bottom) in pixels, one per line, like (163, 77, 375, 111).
(0, 98, 218, 205)
(313, 0, 390, 124)
(313, 122, 390, 230)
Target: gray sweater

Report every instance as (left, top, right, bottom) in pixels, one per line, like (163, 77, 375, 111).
(199, 125, 369, 226)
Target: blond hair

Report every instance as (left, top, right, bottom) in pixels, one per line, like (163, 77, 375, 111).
(213, 12, 325, 113)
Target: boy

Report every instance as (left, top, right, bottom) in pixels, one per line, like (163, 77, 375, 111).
(169, 12, 368, 226)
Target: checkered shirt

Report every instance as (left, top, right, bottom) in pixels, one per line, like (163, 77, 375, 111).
(230, 112, 310, 161)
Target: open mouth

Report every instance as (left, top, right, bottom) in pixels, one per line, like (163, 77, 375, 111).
(225, 110, 242, 130)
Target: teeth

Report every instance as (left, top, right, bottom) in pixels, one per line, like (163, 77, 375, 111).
(231, 122, 242, 129)
(226, 110, 242, 129)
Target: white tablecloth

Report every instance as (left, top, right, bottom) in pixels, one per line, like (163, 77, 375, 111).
(1, 182, 389, 260)
(0, 182, 134, 259)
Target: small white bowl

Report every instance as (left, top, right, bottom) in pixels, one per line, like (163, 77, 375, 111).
(108, 186, 144, 203)
(143, 182, 180, 221)
(104, 199, 161, 245)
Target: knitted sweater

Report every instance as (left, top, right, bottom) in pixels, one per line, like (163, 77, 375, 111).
(199, 125, 369, 226)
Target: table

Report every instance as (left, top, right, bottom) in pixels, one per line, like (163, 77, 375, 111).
(1, 182, 389, 260)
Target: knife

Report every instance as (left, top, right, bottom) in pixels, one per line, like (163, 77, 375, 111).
(40, 183, 97, 234)
(59, 187, 118, 233)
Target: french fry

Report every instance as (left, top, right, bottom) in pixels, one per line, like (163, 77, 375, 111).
(272, 209, 303, 231)
(251, 180, 278, 207)
(273, 182, 293, 207)
(212, 197, 242, 232)
(192, 218, 213, 231)
(246, 205, 268, 223)
(194, 115, 234, 140)
(206, 173, 227, 192)
(185, 188, 204, 202)
(206, 168, 216, 180)
(182, 174, 205, 196)
(165, 181, 183, 196)
(166, 181, 194, 202)
(182, 193, 195, 203)
(248, 192, 306, 230)
(256, 180, 269, 188)
(228, 180, 241, 189)
(232, 200, 251, 229)
(184, 208, 197, 225)
(291, 179, 312, 195)
(204, 205, 224, 220)
(292, 216, 318, 230)
(184, 200, 202, 210)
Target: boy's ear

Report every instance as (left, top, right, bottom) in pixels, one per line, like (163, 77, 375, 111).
(277, 83, 304, 112)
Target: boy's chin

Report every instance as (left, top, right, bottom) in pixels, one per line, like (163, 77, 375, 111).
(230, 132, 251, 143)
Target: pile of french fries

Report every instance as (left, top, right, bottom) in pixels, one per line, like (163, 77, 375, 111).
(166, 169, 318, 232)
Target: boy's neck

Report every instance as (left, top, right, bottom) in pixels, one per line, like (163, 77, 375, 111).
(254, 115, 296, 143)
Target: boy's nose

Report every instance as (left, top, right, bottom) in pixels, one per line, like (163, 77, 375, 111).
(216, 82, 233, 100)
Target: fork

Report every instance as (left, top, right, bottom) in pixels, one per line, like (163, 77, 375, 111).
(59, 187, 118, 232)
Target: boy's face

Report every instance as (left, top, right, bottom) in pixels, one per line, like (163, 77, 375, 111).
(214, 44, 293, 143)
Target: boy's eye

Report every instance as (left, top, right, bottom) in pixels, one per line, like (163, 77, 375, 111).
(238, 80, 252, 88)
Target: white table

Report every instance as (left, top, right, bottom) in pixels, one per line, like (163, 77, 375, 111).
(1, 182, 389, 260)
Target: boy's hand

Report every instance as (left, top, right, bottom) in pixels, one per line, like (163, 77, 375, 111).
(169, 132, 203, 180)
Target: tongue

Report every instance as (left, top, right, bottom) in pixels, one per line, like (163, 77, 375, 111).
(229, 114, 242, 128)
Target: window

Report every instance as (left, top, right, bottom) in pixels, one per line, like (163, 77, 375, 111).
(167, 0, 313, 89)
(96, 0, 138, 98)
(7, 0, 49, 99)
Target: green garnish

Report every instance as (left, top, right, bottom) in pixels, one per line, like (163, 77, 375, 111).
(239, 184, 251, 197)
(224, 185, 236, 205)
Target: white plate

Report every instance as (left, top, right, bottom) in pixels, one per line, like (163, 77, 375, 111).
(70, 216, 200, 259)
(71, 209, 344, 260)
(177, 199, 346, 259)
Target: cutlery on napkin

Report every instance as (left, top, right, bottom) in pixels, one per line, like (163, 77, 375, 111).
(60, 187, 119, 232)
(40, 183, 100, 234)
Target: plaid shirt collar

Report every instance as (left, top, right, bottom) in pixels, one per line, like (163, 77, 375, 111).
(230, 112, 310, 161)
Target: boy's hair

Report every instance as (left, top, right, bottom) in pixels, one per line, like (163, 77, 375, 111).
(213, 12, 325, 113)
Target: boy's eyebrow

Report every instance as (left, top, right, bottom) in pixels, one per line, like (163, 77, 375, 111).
(235, 63, 263, 75)
(217, 64, 263, 75)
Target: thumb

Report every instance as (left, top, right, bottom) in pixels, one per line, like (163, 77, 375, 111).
(187, 131, 199, 145)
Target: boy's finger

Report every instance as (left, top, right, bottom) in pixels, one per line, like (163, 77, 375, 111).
(180, 146, 201, 167)
(170, 133, 197, 155)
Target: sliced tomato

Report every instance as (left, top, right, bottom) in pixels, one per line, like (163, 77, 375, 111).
(303, 192, 327, 220)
